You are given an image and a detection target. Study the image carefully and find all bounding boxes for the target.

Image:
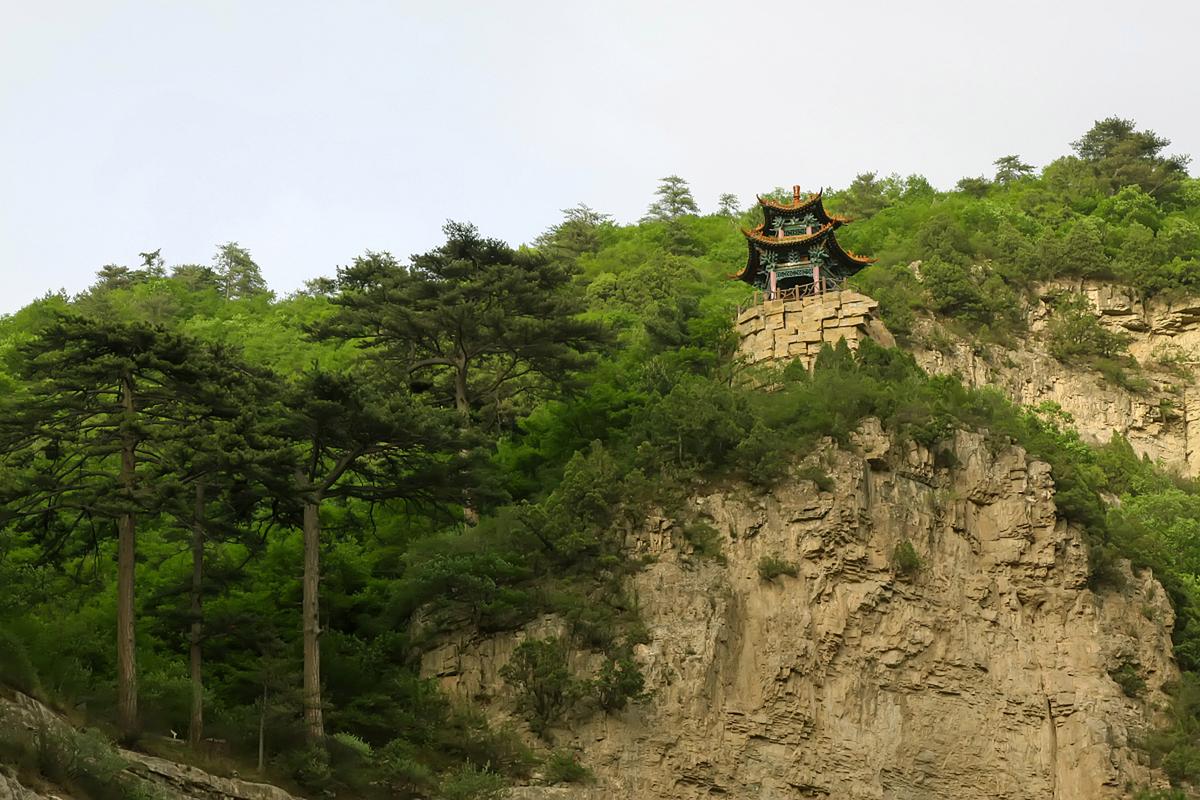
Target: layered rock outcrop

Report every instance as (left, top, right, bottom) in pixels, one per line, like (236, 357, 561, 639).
(423, 424, 1178, 799)
(914, 279, 1200, 476)
(736, 290, 896, 369)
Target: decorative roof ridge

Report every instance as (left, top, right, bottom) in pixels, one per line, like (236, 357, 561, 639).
(756, 188, 824, 212)
(740, 221, 839, 246)
(825, 235, 877, 265)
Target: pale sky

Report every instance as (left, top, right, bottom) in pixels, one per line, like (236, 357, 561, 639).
(2, 0, 1198, 314)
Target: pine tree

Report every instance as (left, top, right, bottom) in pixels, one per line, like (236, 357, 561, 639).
(642, 175, 699, 222)
(319, 222, 609, 430)
(0, 314, 242, 739)
(717, 193, 740, 218)
(280, 369, 465, 743)
(213, 242, 269, 300)
(147, 353, 288, 747)
(993, 155, 1034, 184)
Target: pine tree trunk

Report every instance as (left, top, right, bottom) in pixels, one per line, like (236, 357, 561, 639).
(117, 376, 139, 740)
(188, 480, 205, 747)
(301, 489, 324, 744)
(454, 360, 470, 417)
(455, 360, 479, 524)
(258, 683, 267, 773)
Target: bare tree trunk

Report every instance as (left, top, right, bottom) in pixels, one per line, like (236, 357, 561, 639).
(188, 480, 205, 747)
(454, 361, 480, 524)
(117, 376, 139, 740)
(453, 360, 471, 417)
(301, 487, 324, 744)
(258, 683, 267, 773)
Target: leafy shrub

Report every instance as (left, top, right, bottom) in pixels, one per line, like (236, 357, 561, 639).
(893, 541, 921, 576)
(1109, 660, 1147, 697)
(593, 655, 644, 712)
(1133, 789, 1190, 800)
(1046, 294, 1133, 362)
(795, 465, 834, 492)
(33, 724, 142, 800)
(542, 749, 594, 784)
(439, 762, 508, 800)
(757, 555, 798, 582)
(500, 637, 582, 737)
(0, 625, 41, 697)
(680, 521, 724, 561)
(1162, 745, 1200, 784)
(376, 739, 437, 796)
(282, 744, 333, 792)
(329, 731, 373, 758)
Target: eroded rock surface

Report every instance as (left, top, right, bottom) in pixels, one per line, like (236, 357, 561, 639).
(914, 279, 1200, 476)
(423, 424, 1178, 799)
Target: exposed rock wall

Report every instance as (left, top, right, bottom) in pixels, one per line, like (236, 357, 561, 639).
(736, 290, 896, 369)
(913, 279, 1200, 475)
(422, 424, 1178, 799)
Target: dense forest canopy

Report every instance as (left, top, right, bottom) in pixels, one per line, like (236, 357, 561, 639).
(3, 117, 1200, 799)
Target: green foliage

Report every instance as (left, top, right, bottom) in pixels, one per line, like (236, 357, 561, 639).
(757, 555, 798, 582)
(592, 655, 645, 712)
(0, 720, 150, 800)
(0, 625, 41, 697)
(542, 749, 594, 784)
(1133, 789, 1191, 800)
(1046, 293, 1133, 362)
(1109, 660, 1147, 697)
(500, 637, 583, 737)
(438, 762, 508, 800)
(680, 521, 724, 562)
(893, 541, 921, 576)
(796, 465, 834, 492)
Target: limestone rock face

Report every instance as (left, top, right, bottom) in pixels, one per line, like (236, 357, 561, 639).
(423, 425, 1178, 799)
(913, 279, 1200, 476)
(735, 290, 895, 369)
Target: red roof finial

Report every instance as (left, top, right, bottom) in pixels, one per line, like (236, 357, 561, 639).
(792, 185, 802, 204)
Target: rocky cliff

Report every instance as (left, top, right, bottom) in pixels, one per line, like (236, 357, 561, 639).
(423, 422, 1179, 799)
(913, 279, 1200, 476)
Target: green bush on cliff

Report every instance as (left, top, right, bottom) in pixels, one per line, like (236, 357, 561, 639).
(757, 555, 798, 581)
(500, 637, 583, 737)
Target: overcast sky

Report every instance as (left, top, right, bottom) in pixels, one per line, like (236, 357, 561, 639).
(2, 0, 1198, 314)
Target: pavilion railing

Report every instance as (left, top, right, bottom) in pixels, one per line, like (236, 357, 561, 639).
(735, 275, 848, 317)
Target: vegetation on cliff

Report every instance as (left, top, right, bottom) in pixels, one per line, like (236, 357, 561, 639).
(2, 117, 1200, 797)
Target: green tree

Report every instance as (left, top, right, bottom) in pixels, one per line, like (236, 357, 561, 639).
(322, 223, 608, 430)
(535, 204, 612, 266)
(717, 193, 740, 217)
(214, 241, 269, 300)
(993, 155, 1034, 184)
(642, 175, 698, 222)
(170, 264, 221, 293)
(1071, 117, 1191, 200)
(838, 172, 890, 219)
(955, 176, 991, 198)
(146, 355, 287, 747)
(500, 636, 581, 737)
(281, 370, 464, 743)
(0, 314, 238, 739)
